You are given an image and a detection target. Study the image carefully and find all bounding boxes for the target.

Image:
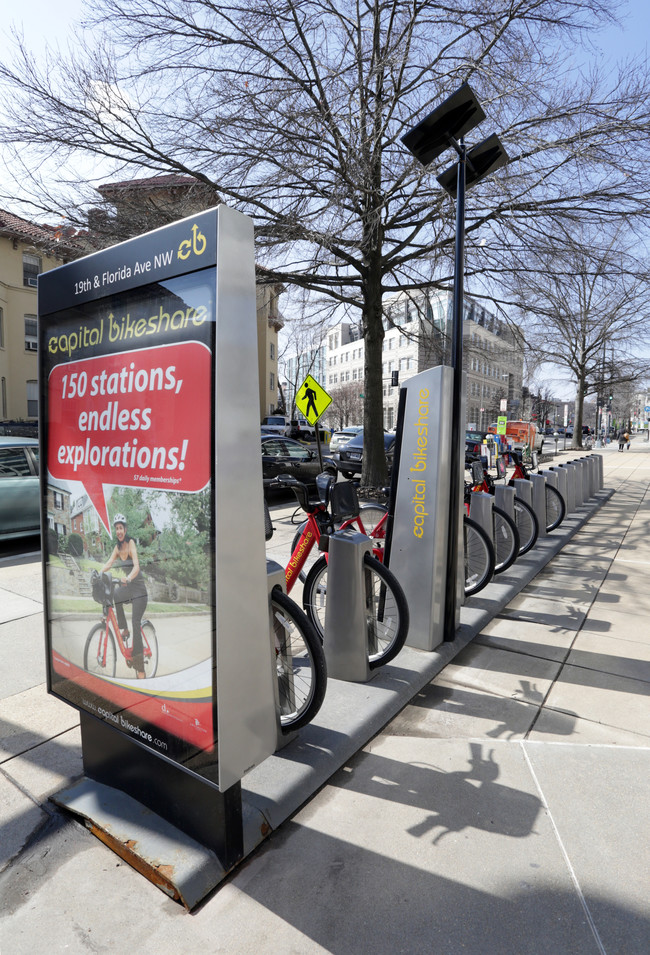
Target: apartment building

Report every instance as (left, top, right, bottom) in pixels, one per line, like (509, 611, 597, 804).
(321, 290, 523, 430)
(0, 210, 75, 426)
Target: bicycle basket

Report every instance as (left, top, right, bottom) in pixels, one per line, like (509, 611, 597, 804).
(264, 500, 274, 541)
(91, 572, 109, 604)
(470, 460, 485, 485)
(315, 471, 335, 504)
(329, 481, 360, 522)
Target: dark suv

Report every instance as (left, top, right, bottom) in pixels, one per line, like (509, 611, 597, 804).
(332, 431, 396, 478)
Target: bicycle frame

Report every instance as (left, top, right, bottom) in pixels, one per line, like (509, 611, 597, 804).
(285, 508, 329, 592)
(281, 480, 388, 591)
(96, 589, 154, 665)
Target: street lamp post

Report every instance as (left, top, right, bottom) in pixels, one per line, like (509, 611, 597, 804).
(402, 85, 508, 642)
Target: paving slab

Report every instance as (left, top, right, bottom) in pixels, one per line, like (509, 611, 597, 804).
(381, 681, 541, 741)
(498, 593, 589, 631)
(476, 616, 575, 663)
(524, 742, 650, 954)
(0, 589, 43, 625)
(566, 631, 650, 685)
(527, 710, 650, 746)
(433, 642, 562, 704)
(2, 727, 83, 802)
(0, 613, 47, 700)
(543, 664, 650, 738)
(0, 685, 79, 764)
(591, 587, 650, 615)
(0, 770, 50, 873)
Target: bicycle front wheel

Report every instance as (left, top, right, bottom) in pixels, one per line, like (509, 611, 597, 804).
(141, 621, 159, 678)
(84, 622, 117, 677)
(303, 553, 409, 668)
(513, 498, 538, 555)
(545, 485, 566, 532)
(271, 590, 327, 732)
(492, 506, 520, 574)
(464, 516, 495, 597)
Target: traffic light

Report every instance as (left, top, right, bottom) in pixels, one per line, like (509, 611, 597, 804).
(391, 370, 399, 387)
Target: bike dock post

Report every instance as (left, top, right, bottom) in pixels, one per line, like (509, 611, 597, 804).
(529, 473, 547, 537)
(593, 454, 604, 490)
(469, 491, 494, 544)
(584, 456, 598, 498)
(570, 459, 587, 505)
(266, 560, 296, 749)
(541, 468, 559, 496)
(558, 462, 577, 513)
(513, 477, 534, 517)
(548, 466, 569, 513)
(324, 530, 373, 682)
(494, 484, 516, 521)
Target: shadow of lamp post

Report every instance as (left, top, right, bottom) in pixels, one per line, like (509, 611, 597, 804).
(401, 84, 509, 641)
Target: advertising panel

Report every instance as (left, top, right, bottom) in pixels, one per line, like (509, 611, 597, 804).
(39, 208, 277, 788)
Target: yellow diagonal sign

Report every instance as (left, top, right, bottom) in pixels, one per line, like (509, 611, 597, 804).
(295, 374, 332, 425)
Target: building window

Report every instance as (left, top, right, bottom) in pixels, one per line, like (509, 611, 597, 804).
(23, 253, 42, 288)
(27, 380, 38, 417)
(0, 308, 4, 348)
(25, 316, 38, 352)
(1, 377, 6, 418)
(269, 372, 275, 391)
(270, 342, 275, 360)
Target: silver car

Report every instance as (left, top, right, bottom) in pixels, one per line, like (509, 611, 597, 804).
(0, 436, 40, 539)
(328, 426, 363, 453)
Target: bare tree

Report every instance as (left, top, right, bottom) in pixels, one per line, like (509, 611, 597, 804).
(507, 224, 650, 448)
(2, 0, 650, 480)
(328, 383, 364, 430)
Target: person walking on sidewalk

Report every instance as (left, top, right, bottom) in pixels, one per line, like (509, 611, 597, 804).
(101, 513, 149, 678)
(618, 430, 626, 451)
(624, 429, 630, 449)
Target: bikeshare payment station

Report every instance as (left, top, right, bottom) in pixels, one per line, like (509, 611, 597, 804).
(389, 365, 464, 650)
(38, 207, 278, 899)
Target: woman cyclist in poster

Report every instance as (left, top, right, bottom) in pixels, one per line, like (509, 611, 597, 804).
(101, 513, 149, 679)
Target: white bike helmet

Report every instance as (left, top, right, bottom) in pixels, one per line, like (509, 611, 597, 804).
(113, 513, 127, 526)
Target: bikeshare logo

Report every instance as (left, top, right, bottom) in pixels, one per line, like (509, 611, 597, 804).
(177, 223, 207, 261)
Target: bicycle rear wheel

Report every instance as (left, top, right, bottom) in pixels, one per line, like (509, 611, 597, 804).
(512, 498, 539, 555)
(353, 504, 388, 538)
(492, 506, 520, 574)
(141, 621, 159, 678)
(303, 553, 409, 668)
(463, 516, 495, 597)
(84, 622, 117, 677)
(545, 485, 566, 532)
(271, 590, 327, 732)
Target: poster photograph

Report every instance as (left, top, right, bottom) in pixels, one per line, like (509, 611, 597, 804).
(41, 267, 218, 773)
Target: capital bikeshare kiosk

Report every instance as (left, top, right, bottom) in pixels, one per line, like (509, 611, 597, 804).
(38, 206, 277, 866)
(388, 365, 465, 649)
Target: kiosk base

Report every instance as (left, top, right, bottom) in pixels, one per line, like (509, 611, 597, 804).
(79, 711, 243, 869)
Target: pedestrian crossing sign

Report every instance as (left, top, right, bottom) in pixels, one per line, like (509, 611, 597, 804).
(295, 374, 332, 425)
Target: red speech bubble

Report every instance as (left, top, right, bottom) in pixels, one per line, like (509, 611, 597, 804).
(48, 342, 211, 531)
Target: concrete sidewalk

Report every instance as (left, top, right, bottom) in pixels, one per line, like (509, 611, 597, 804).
(1, 442, 649, 952)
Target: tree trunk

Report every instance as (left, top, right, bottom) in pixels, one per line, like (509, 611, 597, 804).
(361, 266, 387, 488)
(572, 376, 585, 450)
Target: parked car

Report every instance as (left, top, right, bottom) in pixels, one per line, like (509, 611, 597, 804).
(329, 426, 363, 453)
(0, 437, 40, 540)
(260, 415, 292, 436)
(331, 431, 396, 479)
(262, 435, 335, 492)
(465, 431, 488, 461)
